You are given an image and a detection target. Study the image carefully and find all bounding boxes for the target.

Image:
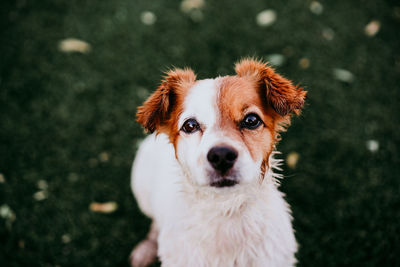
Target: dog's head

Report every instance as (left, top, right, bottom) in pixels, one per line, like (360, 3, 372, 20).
(137, 59, 306, 188)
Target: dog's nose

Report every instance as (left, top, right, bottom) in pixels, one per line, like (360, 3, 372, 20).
(207, 146, 238, 174)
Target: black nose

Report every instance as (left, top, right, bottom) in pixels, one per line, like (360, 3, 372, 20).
(207, 146, 238, 174)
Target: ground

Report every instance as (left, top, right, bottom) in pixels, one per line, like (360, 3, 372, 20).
(1, 0, 399, 266)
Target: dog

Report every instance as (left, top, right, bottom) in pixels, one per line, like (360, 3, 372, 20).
(129, 58, 306, 267)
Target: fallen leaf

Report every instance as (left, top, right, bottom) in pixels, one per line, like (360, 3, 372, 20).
(140, 11, 156, 25)
(299, 57, 310, 69)
(266, 54, 285, 67)
(286, 152, 300, 169)
(33, 190, 48, 201)
(61, 234, 72, 243)
(366, 139, 379, 152)
(89, 201, 118, 213)
(333, 68, 354, 83)
(0, 204, 15, 220)
(0, 204, 16, 230)
(180, 0, 205, 13)
(256, 9, 277, 27)
(364, 20, 380, 37)
(59, 38, 91, 53)
(310, 1, 323, 15)
(322, 28, 335, 41)
(99, 152, 110, 162)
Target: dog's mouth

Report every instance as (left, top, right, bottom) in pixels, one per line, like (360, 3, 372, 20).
(210, 178, 238, 188)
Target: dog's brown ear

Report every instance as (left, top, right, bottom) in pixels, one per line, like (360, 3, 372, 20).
(235, 58, 306, 116)
(136, 68, 196, 133)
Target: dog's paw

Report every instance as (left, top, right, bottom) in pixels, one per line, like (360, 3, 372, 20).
(129, 239, 158, 267)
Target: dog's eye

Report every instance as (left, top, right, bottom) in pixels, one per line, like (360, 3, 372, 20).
(181, 119, 200, 134)
(241, 113, 263, 130)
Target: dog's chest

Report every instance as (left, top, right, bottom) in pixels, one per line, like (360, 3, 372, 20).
(195, 212, 263, 247)
(156, 184, 298, 267)
(158, 203, 270, 266)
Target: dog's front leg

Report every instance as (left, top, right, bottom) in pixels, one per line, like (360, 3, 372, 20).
(130, 222, 158, 267)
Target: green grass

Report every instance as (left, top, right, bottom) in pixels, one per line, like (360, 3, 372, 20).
(1, 0, 399, 266)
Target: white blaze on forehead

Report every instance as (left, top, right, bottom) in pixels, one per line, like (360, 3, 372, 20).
(179, 79, 219, 130)
(176, 78, 262, 186)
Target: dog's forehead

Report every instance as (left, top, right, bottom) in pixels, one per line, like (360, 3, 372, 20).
(178, 76, 262, 128)
(179, 78, 219, 127)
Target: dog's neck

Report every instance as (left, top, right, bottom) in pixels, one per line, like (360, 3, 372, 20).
(178, 152, 283, 217)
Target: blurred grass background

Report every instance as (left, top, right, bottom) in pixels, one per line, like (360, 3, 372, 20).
(1, 0, 399, 266)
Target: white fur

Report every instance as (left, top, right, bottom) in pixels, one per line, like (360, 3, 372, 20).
(131, 79, 298, 266)
(177, 79, 220, 186)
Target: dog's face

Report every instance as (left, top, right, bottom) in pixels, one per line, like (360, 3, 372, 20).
(137, 59, 306, 188)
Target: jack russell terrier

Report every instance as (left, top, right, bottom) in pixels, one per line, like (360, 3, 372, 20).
(130, 58, 306, 267)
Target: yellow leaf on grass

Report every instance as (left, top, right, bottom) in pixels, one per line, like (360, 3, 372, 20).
(89, 202, 118, 213)
(364, 20, 380, 37)
(286, 152, 300, 169)
(59, 38, 91, 53)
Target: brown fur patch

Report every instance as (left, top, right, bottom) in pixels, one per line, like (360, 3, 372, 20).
(233, 58, 306, 173)
(235, 58, 307, 116)
(218, 76, 275, 165)
(215, 58, 306, 176)
(136, 68, 196, 145)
